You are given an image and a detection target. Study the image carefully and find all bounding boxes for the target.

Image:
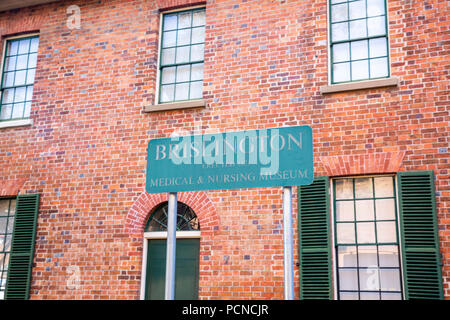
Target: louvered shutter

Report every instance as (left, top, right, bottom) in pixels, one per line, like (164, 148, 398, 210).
(298, 176, 332, 299)
(5, 194, 40, 300)
(397, 171, 443, 300)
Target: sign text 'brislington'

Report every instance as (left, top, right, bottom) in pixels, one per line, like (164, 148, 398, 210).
(146, 126, 313, 193)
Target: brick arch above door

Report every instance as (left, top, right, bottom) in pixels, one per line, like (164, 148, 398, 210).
(126, 191, 220, 234)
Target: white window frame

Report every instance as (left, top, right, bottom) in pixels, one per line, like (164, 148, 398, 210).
(155, 5, 206, 105)
(329, 174, 406, 300)
(139, 230, 201, 300)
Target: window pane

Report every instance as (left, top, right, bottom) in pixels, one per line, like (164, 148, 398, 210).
(375, 199, 395, 220)
(18, 39, 30, 54)
(7, 217, 14, 234)
(177, 29, 191, 46)
(189, 81, 203, 99)
(337, 223, 355, 244)
(161, 48, 175, 65)
(333, 43, 350, 63)
(367, 16, 386, 36)
(369, 38, 387, 58)
(176, 65, 190, 83)
(5, 56, 16, 71)
(351, 40, 368, 60)
(367, 0, 385, 17)
(360, 292, 380, 300)
(349, 19, 367, 39)
(14, 70, 26, 86)
(193, 10, 206, 27)
(335, 179, 353, 199)
(380, 269, 401, 291)
(14, 86, 26, 102)
(24, 101, 32, 118)
(26, 86, 34, 101)
(339, 269, 358, 290)
(355, 200, 374, 221)
(359, 267, 380, 291)
(0, 217, 6, 233)
(161, 67, 176, 84)
(381, 292, 402, 300)
(332, 22, 349, 42)
(340, 292, 358, 300)
(370, 57, 388, 78)
(3, 72, 14, 87)
(12, 103, 25, 119)
(192, 27, 205, 44)
(349, 0, 366, 20)
(178, 12, 192, 29)
(160, 84, 175, 102)
(357, 222, 376, 243)
(190, 44, 204, 62)
(176, 46, 190, 63)
(26, 68, 36, 85)
(331, 3, 348, 22)
(28, 53, 38, 68)
(162, 31, 176, 48)
(355, 178, 373, 198)
(336, 201, 354, 221)
(338, 246, 358, 268)
(16, 54, 28, 70)
(30, 37, 39, 52)
(333, 62, 350, 82)
(351, 60, 369, 80)
(358, 245, 378, 267)
(374, 176, 394, 197)
(191, 63, 204, 81)
(0, 201, 9, 216)
(378, 245, 399, 267)
(9, 200, 15, 215)
(376, 221, 397, 243)
(0, 104, 12, 120)
(2, 89, 14, 104)
(4, 235, 11, 252)
(175, 83, 189, 101)
(6, 41, 18, 56)
(163, 14, 177, 31)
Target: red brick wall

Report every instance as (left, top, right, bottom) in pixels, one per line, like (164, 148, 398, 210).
(0, 0, 448, 299)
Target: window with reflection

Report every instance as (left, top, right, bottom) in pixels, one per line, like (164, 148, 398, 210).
(329, 0, 389, 83)
(1, 36, 39, 121)
(158, 8, 205, 103)
(0, 199, 16, 300)
(333, 176, 403, 300)
(145, 201, 200, 232)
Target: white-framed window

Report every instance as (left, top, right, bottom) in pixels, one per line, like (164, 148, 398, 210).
(157, 7, 206, 104)
(0, 34, 39, 121)
(331, 175, 403, 300)
(0, 198, 16, 300)
(329, 0, 390, 83)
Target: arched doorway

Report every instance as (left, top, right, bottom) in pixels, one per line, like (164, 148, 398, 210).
(141, 201, 200, 300)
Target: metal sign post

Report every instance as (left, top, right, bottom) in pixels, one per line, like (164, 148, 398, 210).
(165, 192, 177, 300)
(283, 186, 294, 300)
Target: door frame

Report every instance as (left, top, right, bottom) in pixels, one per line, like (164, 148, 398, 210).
(140, 231, 201, 300)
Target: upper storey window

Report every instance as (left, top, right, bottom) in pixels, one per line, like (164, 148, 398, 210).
(158, 8, 206, 104)
(330, 0, 389, 83)
(0, 35, 39, 121)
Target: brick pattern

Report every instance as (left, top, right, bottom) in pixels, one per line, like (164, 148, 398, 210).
(0, 0, 447, 299)
(0, 178, 26, 196)
(320, 151, 406, 177)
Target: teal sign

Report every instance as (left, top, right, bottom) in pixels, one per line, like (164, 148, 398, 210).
(146, 126, 313, 193)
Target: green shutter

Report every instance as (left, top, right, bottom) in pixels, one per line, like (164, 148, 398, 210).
(298, 176, 332, 300)
(397, 171, 443, 300)
(5, 194, 40, 300)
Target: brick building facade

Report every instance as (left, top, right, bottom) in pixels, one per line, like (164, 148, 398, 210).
(0, 0, 448, 299)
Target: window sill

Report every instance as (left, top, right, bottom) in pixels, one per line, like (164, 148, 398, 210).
(0, 118, 33, 129)
(144, 99, 207, 112)
(320, 77, 399, 94)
